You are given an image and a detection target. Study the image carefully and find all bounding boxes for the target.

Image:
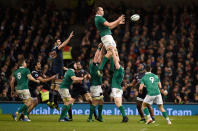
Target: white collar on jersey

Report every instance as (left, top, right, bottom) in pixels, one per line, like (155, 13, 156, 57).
(145, 72, 151, 74)
(19, 66, 25, 68)
(96, 14, 102, 16)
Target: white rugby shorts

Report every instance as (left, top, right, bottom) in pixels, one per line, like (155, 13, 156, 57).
(16, 89, 31, 100)
(143, 94, 163, 105)
(111, 88, 123, 98)
(101, 35, 116, 48)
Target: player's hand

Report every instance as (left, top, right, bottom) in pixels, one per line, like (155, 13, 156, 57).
(69, 31, 74, 38)
(52, 75, 57, 79)
(63, 67, 68, 71)
(11, 91, 14, 98)
(36, 80, 40, 84)
(98, 43, 103, 49)
(139, 89, 142, 94)
(118, 14, 125, 24)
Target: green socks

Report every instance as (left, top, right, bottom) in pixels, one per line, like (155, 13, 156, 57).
(143, 108, 149, 115)
(99, 56, 108, 70)
(60, 104, 71, 120)
(89, 105, 96, 119)
(110, 57, 114, 72)
(162, 111, 168, 119)
(18, 104, 28, 114)
(118, 106, 126, 117)
(98, 105, 103, 119)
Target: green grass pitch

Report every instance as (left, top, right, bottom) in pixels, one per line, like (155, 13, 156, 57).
(0, 114, 198, 131)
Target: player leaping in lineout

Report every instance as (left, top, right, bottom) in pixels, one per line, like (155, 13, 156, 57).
(95, 7, 125, 75)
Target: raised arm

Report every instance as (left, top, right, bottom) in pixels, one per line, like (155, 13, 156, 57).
(58, 31, 74, 50)
(104, 15, 125, 29)
(93, 43, 103, 63)
(111, 47, 120, 69)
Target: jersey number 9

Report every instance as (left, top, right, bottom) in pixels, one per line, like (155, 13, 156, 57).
(149, 77, 154, 83)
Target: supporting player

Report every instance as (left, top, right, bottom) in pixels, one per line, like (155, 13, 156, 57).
(110, 47, 128, 123)
(127, 63, 155, 123)
(95, 7, 125, 74)
(139, 65, 171, 125)
(58, 67, 88, 122)
(49, 31, 74, 108)
(10, 59, 40, 122)
(19, 61, 56, 120)
(69, 61, 96, 121)
(88, 43, 104, 122)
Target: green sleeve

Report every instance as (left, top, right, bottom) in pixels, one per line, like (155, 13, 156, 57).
(26, 69, 31, 76)
(68, 69, 75, 78)
(99, 17, 106, 25)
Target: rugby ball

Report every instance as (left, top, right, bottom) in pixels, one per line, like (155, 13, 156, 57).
(131, 14, 140, 21)
(164, 90, 168, 95)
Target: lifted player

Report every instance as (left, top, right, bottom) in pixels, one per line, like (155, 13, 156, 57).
(95, 7, 125, 74)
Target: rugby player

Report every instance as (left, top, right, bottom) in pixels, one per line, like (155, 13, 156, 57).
(139, 65, 171, 125)
(10, 59, 40, 121)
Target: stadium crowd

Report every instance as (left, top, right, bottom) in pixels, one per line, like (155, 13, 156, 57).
(0, 0, 198, 104)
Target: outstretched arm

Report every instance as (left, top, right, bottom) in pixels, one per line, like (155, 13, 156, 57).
(27, 74, 40, 83)
(58, 31, 74, 50)
(37, 75, 56, 83)
(104, 15, 125, 29)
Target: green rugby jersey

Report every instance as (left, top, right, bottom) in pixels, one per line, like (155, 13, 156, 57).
(111, 66, 125, 89)
(140, 72, 160, 96)
(59, 69, 75, 89)
(89, 61, 102, 86)
(95, 15, 111, 37)
(14, 67, 31, 90)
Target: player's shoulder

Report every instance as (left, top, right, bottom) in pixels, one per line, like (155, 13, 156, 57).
(95, 15, 104, 20)
(67, 68, 75, 73)
(31, 70, 39, 75)
(23, 67, 30, 72)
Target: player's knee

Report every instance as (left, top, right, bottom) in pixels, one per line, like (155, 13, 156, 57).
(25, 98, 32, 107)
(63, 97, 71, 105)
(85, 94, 92, 102)
(158, 104, 165, 112)
(142, 102, 147, 109)
(106, 50, 112, 58)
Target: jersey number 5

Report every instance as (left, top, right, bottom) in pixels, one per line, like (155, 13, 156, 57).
(149, 77, 154, 83)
